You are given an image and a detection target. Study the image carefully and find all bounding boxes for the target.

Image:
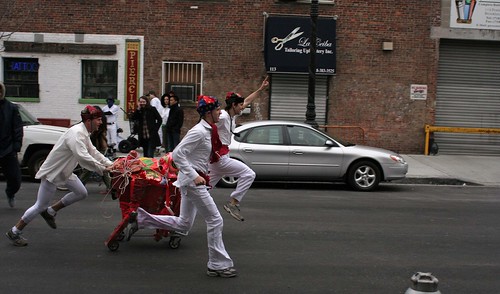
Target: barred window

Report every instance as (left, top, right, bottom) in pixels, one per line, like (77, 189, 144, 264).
(82, 60, 118, 100)
(163, 62, 203, 102)
(3, 57, 40, 98)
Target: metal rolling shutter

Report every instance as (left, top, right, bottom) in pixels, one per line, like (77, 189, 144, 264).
(436, 39, 500, 155)
(270, 74, 328, 124)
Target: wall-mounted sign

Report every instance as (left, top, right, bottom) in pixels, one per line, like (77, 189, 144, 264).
(264, 15, 336, 75)
(450, 0, 500, 30)
(125, 40, 140, 114)
(410, 84, 427, 100)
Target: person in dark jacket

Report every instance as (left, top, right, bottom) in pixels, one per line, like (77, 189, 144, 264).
(165, 95, 184, 152)
(0, 82, 23, 208)
(130, 95, 162, 157)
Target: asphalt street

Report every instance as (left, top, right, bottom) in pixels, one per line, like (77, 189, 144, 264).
(0, 181, 499, 293)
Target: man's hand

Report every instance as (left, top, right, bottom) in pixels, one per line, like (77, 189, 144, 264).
(193, 175, 206, 186)
(259, 76, 269, 91)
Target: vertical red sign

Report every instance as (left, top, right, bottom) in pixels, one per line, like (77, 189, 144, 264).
(125, 40, 140, 115)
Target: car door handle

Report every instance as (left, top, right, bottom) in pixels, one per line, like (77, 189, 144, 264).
(243, 148, 254, 153)
(292, 150, 303, 155)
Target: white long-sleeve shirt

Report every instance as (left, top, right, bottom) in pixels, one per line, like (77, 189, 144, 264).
(36, 122, 113, 186)
(102, 104, 120, 124)
(216, 110, 240, 146)
(172, 119, 212, 187)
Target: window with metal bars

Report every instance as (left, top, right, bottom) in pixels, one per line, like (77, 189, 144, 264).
(163, 62, 203, 102)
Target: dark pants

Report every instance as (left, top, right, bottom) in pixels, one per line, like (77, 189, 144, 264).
(167, 132, 180, 152)
(0, 152, 22, 199)
(162, 125, 169, 150)
(141, 141, 156, 158)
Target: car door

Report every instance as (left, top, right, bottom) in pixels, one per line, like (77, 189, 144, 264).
(236, 125, 289, 179)
(286, 125, 343, 180)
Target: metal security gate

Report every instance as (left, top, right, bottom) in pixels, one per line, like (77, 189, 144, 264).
(436, 39, 500, 155)
(269, 74, 328, 124)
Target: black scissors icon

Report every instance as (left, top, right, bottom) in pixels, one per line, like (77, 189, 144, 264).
(271, 27, 303, 51)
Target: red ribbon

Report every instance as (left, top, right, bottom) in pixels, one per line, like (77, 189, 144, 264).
(209, 123, 223, 163)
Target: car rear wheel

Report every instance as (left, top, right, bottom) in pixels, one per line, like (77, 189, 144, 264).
(27, 150, 50, 179)
(347, 160, 381, 191)
(217, 176, 238, 188)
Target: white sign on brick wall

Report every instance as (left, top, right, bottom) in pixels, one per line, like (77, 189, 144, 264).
(410, 84, 427, 100)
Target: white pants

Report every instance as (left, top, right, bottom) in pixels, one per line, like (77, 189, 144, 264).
(209, 155, 256, 202)
(106, 123, 118, 148)
(21, 177, 87, 224)
(137, 184, 233, 270)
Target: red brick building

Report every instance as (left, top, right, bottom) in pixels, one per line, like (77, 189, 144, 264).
(2, 1, 499, 154)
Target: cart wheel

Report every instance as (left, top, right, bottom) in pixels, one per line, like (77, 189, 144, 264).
(107, 240, 120, 251)
(118, 140, 132, 153)
(169, 236, 181, 249)
(128, 137, 139, 150)
(116, 231, 125, 242)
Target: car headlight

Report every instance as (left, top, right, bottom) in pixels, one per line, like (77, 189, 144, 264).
(390, 155, 406, 164)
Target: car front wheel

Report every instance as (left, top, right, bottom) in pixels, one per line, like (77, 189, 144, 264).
(347, 160, 381, 191)
(27, 149, 50, 179)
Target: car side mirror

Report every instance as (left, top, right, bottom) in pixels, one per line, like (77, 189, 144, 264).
(325, 140, 336, 147)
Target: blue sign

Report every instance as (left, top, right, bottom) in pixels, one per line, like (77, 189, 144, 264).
(8, 60, 39, 72)
(265, 15, 336, 75)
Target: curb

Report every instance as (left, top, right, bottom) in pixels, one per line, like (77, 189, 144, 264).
(395, 177, 481, 186)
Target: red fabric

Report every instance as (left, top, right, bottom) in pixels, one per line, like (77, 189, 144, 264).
(219, 145, 229, 156)
(209, 123, 223, 163)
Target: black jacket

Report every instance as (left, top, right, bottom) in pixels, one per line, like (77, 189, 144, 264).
(166, 103, 184, 134)
(130, 105, 162, 147)
(0, 83, 23, 158)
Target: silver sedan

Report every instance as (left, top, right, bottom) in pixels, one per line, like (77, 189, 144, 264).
(220, 120, 408, 191)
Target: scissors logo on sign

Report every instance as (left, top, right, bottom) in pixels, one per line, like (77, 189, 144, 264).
(271, 27, 304, 51)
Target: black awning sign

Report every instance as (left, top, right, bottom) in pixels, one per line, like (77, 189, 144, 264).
(264, 15, 336, 75)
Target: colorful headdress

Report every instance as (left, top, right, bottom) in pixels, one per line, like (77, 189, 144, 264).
(197, 95, 220, 116)
(225, 92, 244, 105)
(81, 105, 103, 121)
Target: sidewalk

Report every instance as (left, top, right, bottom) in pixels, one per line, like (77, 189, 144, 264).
(401, 154, 500, 186)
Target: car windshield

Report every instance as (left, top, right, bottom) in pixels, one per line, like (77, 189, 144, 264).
(15, 104, 41, 126)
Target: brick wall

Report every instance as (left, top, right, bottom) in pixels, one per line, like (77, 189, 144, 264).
(1, 0, 441, 153)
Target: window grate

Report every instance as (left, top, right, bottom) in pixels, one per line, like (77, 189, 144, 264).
(163, 62, 203, 102)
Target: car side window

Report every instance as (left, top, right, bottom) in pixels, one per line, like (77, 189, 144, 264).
(244, 126, 283, 145)
(287, 126, 328, 147)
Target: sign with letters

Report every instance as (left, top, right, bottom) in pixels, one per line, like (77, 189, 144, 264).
(125, 40, 140, 114)
(264, 15, 336, 75)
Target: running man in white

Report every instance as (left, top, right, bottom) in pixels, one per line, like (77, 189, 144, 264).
(209, 76, 269, 221)
(125, 95, 237, 278)
(6, 106, 114, 246)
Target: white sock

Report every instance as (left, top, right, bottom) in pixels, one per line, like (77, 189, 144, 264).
(47, 207, 56, 216)
(12, 226, 21, 234)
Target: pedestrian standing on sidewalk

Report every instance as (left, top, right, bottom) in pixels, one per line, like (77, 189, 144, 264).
(208, 76, 269, 221)
(129, 95, 162, 158)
(147, 90, 164, 152)
(102, 97, 120, 151)
(6, 105, 114, 247)
(160, 93, 170, 152)
(125, 95, 237, 278)
(165, 94, 184, 152)
(0, 82, 23, 208)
